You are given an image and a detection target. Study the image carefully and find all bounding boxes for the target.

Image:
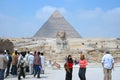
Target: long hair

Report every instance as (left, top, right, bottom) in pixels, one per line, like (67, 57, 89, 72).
(64, 62, 70, 73)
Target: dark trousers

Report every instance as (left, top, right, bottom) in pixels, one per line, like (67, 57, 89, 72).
(0, 69, 5, 80)
(65, 68, 73, 80)
(5, 62, 11, 77)
(18, 67, 25, 80)
(78, 68, 86, 80)
(11, 65, 17, 75)
(25, 66, 29, 72)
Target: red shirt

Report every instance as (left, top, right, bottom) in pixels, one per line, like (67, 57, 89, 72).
(67, 62, 73, 68)
(79, 59, 87, 68)
(67, 58, 73, 68)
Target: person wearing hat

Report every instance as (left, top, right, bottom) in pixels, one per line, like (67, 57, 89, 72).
(0, 49, 8, 80)
(101, 51, 114, 80)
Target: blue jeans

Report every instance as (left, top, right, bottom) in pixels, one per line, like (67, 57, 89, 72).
(0, 69, 5, 80)
(34, 65, 41, 77)
(11, 65, 17, 75)
(78, 68, 86, 80)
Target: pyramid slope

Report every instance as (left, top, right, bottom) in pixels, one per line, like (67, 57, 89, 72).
(34, 10, 81, 38)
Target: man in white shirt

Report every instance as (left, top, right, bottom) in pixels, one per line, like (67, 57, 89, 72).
(28, 52, 34, 75)
(101, 51, 114, 80)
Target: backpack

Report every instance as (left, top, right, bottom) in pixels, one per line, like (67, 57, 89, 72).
(8, 55, 12, 62)
(19, 57, 24, 67)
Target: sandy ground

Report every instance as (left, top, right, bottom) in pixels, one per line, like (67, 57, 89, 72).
(4, 63, 120, 80)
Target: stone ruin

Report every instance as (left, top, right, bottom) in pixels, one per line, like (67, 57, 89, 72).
(0, 38, 14, 53)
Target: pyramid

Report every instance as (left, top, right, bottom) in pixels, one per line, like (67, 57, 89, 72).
(34, 10, 81, 38)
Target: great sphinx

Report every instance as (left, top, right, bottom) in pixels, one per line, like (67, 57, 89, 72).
(56, 31, 68, 50)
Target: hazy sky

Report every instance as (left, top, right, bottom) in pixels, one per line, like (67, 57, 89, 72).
(0, 0, 120, 38)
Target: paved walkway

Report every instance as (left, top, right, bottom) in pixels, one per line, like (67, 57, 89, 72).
(4, 63, 120, 80)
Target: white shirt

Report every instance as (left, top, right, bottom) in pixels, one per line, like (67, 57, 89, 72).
(28, 54, 34, 65)
(40, 55, 45, 70)
(25, 53, 30, 62)
(101, 54, 114, 69)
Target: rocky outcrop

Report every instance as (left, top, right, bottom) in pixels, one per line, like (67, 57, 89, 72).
(0, 38, 14, 53)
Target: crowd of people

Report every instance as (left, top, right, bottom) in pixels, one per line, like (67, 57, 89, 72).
(0, 49, 115, 80)
(0, 49, 45, 80)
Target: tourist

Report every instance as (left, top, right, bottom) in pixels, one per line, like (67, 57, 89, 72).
(64, 62, 70, 80)
(0, 49, 8, 80)
(74, 58, 78, 65)
(11, 50, 18, 76)
(18, 52, 26, 80)
(65, 55, 73, 80)
(101, 51, 114, 80)
(40, 52, 45, 74)
(33, 50, 37, 74)
(25, 51, 30, 72)
(4, 50, 12, 78)
(28, 52, 34, 75)
(78, 54, 87, 80)
(33, 51, 42, 78)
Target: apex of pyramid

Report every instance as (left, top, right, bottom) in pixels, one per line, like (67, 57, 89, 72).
(50, 10, 63, 18)
(34, 10, 81, 38)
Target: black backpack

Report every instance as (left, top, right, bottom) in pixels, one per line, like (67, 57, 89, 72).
(8, 55, 12, 62)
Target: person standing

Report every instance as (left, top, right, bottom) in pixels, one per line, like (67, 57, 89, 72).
(40, 52, 45, 74)
(65, 55, 73, 80)
(101, 51, 114, 80)
(78, 54, 87, 80)
(64, 62, 70, 80)
(0, 49, 8, 80)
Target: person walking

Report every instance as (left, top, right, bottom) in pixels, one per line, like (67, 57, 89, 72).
(28, 52, 34, 75)
(101, 51, 114, 80)
(4, 50, 12, 78)
(78, 54, 87, 80)
(11, 50, 18, 76)
(33, 51, 42, 78)
(17, 52, 26, 80)
(25, 51, 30, 72)
(65, 55, 73, 80)
(0, 49, 8, 80)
